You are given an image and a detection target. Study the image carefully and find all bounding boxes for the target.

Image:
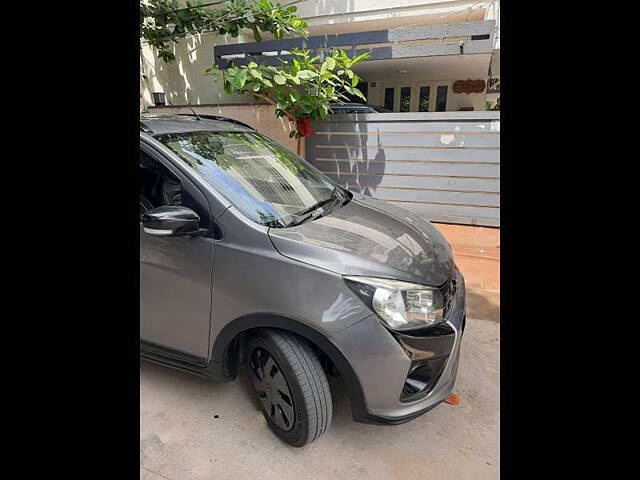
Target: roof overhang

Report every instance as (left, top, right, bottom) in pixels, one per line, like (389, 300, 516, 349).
(213, 20, 496, 69)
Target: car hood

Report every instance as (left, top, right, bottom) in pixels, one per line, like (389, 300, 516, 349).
(268, 193, 454, 286)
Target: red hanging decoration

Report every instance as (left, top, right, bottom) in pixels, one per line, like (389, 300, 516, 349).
(296, 117, 312, 137)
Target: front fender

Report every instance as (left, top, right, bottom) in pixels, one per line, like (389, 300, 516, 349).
(210, 312, 373, 423)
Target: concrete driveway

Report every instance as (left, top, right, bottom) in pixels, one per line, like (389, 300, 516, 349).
(140, 290, 499, 480)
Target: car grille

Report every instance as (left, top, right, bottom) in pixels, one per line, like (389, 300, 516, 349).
(440, 273, 458, 319)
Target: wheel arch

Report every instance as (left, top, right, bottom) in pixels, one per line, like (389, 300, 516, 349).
(210, 313, 370, 422)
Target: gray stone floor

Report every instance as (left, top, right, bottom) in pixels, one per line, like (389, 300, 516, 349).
(140, 297, 499, 480)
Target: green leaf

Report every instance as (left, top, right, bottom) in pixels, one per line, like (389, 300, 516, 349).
(247, 61, 258, 69)
(274, 74, 286, 85)
(291, 75, 301, 85)
(230, 69, 248, 90)
(261, 79, 273, 88)
(297, 95, 313, 107)
(325, 57, 336, 70)
(351, 74, 359, 87)
(351, 52, 370, 65)
(297, 70, 317, 80)
(352, 87, 367, 101)
(320, 103, 329, 119)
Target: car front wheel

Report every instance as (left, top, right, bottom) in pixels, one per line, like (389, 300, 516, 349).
(247, 329, 333, 447)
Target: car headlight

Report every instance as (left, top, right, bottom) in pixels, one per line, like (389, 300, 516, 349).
(344, 276, 444, 331)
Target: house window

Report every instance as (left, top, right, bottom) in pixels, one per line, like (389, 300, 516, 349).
(418, 86, 431, 112)
(435, 86, 448, 112)
(399, 87, 411, 112)
(384, 88, 395, 111)
(152, 92, 166, 106)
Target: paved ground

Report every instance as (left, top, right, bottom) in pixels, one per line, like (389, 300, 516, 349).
(140, 290, 499, 480)
(434, 224, 500, 292)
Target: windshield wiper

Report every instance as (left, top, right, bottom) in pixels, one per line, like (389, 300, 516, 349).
(294, 189, 339, 218)
(286, 188, 342, 227)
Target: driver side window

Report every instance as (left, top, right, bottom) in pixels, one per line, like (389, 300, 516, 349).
(140, 150, 183, 219)
(139, 148, 212, 232)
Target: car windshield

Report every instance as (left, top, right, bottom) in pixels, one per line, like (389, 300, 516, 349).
(156, 131, 345, 228)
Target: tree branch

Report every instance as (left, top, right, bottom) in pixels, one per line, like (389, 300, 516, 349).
(255, 93, 295, 121)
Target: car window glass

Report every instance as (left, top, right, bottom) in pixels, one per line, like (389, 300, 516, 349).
(155, 131, 338, 228)
(140, 150, 183, 213)
(140, 148, 215, 231)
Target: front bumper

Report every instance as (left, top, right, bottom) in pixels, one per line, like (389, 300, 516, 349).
(332, 269, 466, 425)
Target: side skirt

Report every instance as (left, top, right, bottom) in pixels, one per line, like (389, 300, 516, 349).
(140, 340, 225, 381)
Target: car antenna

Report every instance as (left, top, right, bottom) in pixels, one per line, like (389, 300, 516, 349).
(185, 92, 201, 120)
(165, 92, 201, 121)
(187, 104, 202, 120)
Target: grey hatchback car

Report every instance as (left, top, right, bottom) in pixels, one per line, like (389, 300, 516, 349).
(140, 114, 466, 446)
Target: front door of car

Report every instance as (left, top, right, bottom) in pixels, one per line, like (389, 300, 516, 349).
(139, 144, 214, 360)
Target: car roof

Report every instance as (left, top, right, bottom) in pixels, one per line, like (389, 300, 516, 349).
(140, 114, 253, 135)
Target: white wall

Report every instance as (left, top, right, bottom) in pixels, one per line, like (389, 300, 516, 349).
(484, 0, 500, 50)
(140, 32, 257, 108)
(298, 0, 490, 34)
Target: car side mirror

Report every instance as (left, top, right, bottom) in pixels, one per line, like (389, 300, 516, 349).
(142, 206, 205, 237)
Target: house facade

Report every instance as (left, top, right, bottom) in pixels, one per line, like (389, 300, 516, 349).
(141, 0, 500, 112)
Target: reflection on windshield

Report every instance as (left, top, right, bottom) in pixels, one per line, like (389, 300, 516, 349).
(156, 131, 341, 228)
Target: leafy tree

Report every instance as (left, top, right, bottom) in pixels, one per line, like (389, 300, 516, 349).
(140, 0, 307, 62)
(205, 48, 369, 138)
(140, 0, 369, 141)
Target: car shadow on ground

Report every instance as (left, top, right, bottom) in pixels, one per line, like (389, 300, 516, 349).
(140, 358, 357, 427)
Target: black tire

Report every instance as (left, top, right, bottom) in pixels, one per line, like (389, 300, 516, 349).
(247, 329, 332, 447)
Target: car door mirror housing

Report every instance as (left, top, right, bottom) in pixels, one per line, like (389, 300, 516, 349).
(142, 206, 204, 237)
